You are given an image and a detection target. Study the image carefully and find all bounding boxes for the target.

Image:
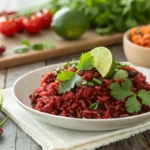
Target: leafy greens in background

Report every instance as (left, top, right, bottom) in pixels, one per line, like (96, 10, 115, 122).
(48, 0, 150, 34)
(16, 0, 150, 35)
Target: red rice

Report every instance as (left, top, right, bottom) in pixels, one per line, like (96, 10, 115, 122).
(30, 67, 150, 119)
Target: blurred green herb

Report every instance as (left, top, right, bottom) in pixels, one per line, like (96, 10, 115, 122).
(48, 0, 150, 34)
(22, 40, 31, 46)
(18, 39, 55, 52)
(15, 0, 150, 34)
(13, 45, 29, 53)
(89, 102, 99, 110)
(31, 43, 44, 50)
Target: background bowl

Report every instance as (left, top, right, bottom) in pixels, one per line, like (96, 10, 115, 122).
(13, 63, 150, 131)
(123, 28, 150, 68)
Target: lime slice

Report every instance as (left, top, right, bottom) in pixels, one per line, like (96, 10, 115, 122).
(90, 47, 115, 78)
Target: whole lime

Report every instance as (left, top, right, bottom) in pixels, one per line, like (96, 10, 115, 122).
(52, 8, 89, 40)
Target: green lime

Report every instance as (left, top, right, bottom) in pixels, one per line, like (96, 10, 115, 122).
(52, 7, 89, 40)
(90, 47, 115, 78)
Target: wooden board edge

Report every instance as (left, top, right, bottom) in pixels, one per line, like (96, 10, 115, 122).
(0, 33, 123, 69)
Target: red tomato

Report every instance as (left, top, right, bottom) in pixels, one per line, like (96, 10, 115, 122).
(36, 9, 53, 29)
(22, 15, 41, 34)
(15, 17, 24, 32)
(0, 17, 18, 37)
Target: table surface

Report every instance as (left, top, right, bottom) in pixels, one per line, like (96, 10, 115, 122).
(0, 44, 150, 150)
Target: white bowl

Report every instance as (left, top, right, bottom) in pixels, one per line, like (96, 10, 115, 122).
(123, 27, 150, 67)
(12, 62, 150, 131)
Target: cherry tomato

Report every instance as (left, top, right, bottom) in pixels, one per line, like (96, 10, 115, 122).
(0, 17, 18, 37)
(22, 15, 41, 34)
(15, 17, 24, 32)
(36, 9, 53, 29)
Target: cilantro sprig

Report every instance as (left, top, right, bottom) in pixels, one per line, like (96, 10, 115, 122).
(110, 79, 150, 113)
(57, 52, 94, 94)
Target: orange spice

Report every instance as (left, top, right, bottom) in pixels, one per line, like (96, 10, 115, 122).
(130, 24, 150, 48)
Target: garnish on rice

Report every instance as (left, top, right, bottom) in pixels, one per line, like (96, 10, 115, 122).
(30, 47, 150, 119)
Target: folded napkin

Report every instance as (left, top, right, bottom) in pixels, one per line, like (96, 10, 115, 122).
(1, 88, 150, 150)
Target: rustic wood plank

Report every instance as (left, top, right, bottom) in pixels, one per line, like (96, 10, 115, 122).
(144, 131, 150, 147)
(0, 30, 123, 69)
(99, 134, 150, 150)
(0, 62, 45, 150)
(0, 69, 6, 90)
(46, 52, 80, 65)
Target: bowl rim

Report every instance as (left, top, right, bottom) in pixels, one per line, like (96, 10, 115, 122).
(124, 26, 150, 51)
(12, 62, 150, 122)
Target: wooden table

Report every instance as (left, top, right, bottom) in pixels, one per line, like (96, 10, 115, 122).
(0, 44, 150, 150)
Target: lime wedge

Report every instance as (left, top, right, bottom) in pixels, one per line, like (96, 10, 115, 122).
(90, 47, 115, 78)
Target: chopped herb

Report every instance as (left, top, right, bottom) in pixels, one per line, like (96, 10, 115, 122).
(71, 64, 78, 70)
(115, 62, 129, 69)
(122, 64, 129, 67)
(82, 81, 94, 87)
(116, 65, 122, 69)
(31, 43, 44, 50)
(20, 39, 55, 52)
(21, 40, 30, 46)
(136, 30, 142, 34)
(89, 102, 99, 110)
(113, 70, 128, 80)
(43, 39, 55, 49)
(92, 78, 102, 85)
(56, 68, 61, 74)
(0, 117, 9, 126)
(63, 62, 71, 68)
(13, 45, 29, 53)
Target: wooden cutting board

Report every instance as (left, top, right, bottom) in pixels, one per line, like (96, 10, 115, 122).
(0, 29, 123, 69)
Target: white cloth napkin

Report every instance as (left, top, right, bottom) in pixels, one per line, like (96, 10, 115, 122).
(1, 88, 150, 150)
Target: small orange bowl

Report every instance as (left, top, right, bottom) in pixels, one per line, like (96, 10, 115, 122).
(123, 27, 150, 68)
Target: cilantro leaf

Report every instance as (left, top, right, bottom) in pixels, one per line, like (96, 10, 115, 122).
(57, 71, 75, 81)
(110, 78, 134, 100)
(137, 90, 150, 106)
(43, 39, 55, 49)
(125, 95, 141, 113)
(77, 52, 94, 72)
(89, 102, 99, 110)
(21, 40, 30, 46)
(58, 74, 81, 94)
